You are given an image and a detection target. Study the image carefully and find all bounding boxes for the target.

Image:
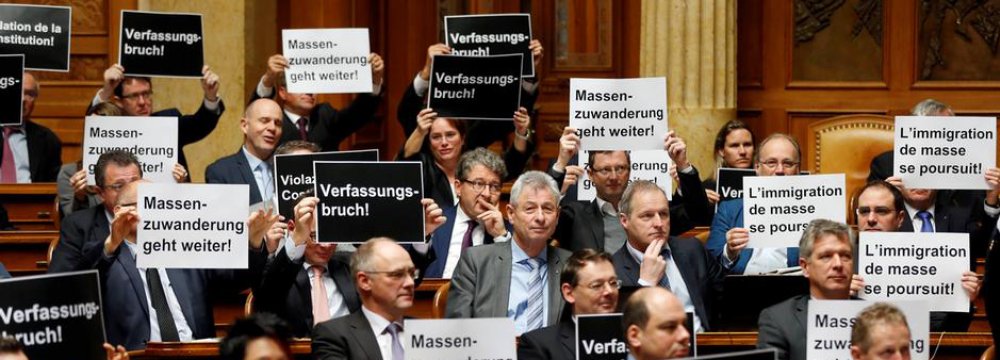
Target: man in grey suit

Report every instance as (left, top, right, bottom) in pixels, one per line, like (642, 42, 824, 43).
(446, 171, 571, 334)
(757, 219, 856, 360)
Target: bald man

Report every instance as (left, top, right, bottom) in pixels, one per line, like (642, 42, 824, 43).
(206, 99, 284, 205)
(0, 72, 62, 183)
(623, 287, 691, 360)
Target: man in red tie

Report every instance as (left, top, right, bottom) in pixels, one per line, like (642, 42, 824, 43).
(1, 72, 62, 183)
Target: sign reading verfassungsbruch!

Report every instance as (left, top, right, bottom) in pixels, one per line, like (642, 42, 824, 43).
(427, 54, 523, 120)
(444, 14, 534, 77)
(119, 10, 203, 78)
(0, 4, 71, 71)
(313, 161, 425, 243)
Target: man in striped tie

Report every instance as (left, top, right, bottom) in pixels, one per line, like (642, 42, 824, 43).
(446, 171, 571, 334)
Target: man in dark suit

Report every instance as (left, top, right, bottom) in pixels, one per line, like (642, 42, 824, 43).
(312, 238, 420, 360)
(550, 127, 711, 253)
(92, 180, 268, 350)
(87, 64, 224, 169)
(518, 249, 620, 360)
(49, 150, 142, 273)
(757, 219, 856, 360)
(205, 99, 284, 205)
(611, 180, 724, 331)
(446, 171, 572, 335)
(249, 53, 384, 151)
(420, 148, 512, 278)
(0, 72, 61, 183)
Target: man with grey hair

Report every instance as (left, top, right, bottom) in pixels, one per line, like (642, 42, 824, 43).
(422, 147, 512, 278)
(758, 219, 856, 360)
(611, 180, 724, 331)
(446, 171, 571, 334)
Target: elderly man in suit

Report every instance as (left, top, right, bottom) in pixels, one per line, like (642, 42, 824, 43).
(205, 99, 283, 205)
(446, 171, 571, 334)
(0, 72, 61, 183)
(611, 180, 724, 332)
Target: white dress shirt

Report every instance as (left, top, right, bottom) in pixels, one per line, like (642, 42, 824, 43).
(627, 242, 703, 332)
(361, 306, 402, 360)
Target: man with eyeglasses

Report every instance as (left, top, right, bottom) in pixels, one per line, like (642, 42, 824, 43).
(853, 180, 981, 332)
(49, 150, 143, 273)
(549, 126, 711, 253)
(518, 249, 620, 360)
(612, 180, 723, 332)
(0, 72, 61, 184)
(707, 133, 804, 274)
(446, 171, 571, 335)
(87, 64, 224, 170)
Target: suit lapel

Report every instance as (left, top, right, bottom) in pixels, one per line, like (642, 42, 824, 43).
(348, 312, 383, 360)
(618, 249, 640, 285)
(670, 242, 704, 318)
(330, 260, 361, 311)
(23, 123, 40, 178)
(233, 150, 262, 203)
(588, 200, 605, 250)
(117, 246, 150, 317)
(492, 242, 513, 317)
(794, 295, 809, 334)
(295, 267, 313, 325)
(559, 320, 576, 357)
(546, 247, 564, 325)
(935, 206, 950, 232)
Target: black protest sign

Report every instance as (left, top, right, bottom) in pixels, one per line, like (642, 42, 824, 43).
(0, 4, 71, 71)
(313, 161, 424, 243)
(444, 14, 534, 77)
(576, 314, 627, 360)
(0, 270, 105, 360)
(428, 54, 523, 120)
(119, 10, 203, 78)
(715, 168, 756, 203)
(274, 149, 379, 220)
(686, 311, 696, 357)
(680, 349, 777, 360)
(0, 54, 23, 126)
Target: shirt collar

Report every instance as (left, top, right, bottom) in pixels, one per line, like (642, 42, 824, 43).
(361, 305, 398, 335)
(454, 204, 473, 225)
(511, 238, 547, 265)
(595, 197, 617, 216)
(241, 146, 269, 169)
(284, 109, 303, 124)
(625, 240, 671, 265)
(903, 202, 935, 221)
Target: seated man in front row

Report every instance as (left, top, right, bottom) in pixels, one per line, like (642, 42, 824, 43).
(623, 286, 692, 360)
(850, 302, 914, 360)
(446, 171, 572, 335)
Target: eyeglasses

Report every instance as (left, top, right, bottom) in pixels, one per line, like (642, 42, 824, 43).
(591, 165, 628, 177)
(103, 177, 140, 191)
(120, 90, 154, 101)
(365, 267, 419, 281)
(581, 279, 622, 291)
(460, 179, 502, 194)
(856, 206, 896, 216)
(759, 159, 799, 169)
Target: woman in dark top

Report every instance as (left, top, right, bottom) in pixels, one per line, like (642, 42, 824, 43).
(702, 119, 756, 204)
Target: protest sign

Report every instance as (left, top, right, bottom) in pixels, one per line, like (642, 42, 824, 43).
(0, 4, 71, 71)
(427, 54, 522, 120)
(577, 150, 672, 202)
(281, 28, 372, 94)
(137, 183, 249, 269)
(405, 318, 515, 360)
(82, 116, 178, 185)
(0, 54, 22, 126)
(807, 300, 929, 360)
(716, 168, 756, 202)
(444, 14, 534, 77)
(0, 270, 105, 360)
(743, 174, 846, 248)
(119, 10, 203, 78)
(576, 314, 627, 360)
(273, 149, 379, 220)
(313, 161, 424, 243)
(893, 116, 996, 190)
(677, 349, 777, 360)
(858, 232, 970, 312)
(569, 77, 668, 151)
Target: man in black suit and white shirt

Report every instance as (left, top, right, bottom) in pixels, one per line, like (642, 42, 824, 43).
(0, 72, 61, 183)
(205, 99, 283, 205)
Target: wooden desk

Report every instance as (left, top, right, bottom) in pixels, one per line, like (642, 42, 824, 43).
(0, 183, 59, 231)
(0, 230, 58, 275)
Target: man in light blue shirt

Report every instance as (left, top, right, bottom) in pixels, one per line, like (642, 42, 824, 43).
(205, 99, 283, 205)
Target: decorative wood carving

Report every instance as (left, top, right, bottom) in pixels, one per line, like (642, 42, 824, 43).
(794, 0, 846, 45)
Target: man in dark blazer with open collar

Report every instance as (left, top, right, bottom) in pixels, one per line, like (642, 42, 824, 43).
(446, 171, 571, 335)
(205, 99, 284, 205)
(0, 72, 61, 183)
(610, 180, 724, 332)
(249, 53, 384, 151)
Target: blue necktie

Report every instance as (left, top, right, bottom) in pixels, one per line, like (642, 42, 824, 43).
(916, 211, 933, 232)
(523, 258, 545, 331)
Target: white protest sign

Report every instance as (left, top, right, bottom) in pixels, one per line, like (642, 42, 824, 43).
(404, 318, 516, 360)
(893, 116, 996, 190)
(82, 116, 178, 185)
(858, 232, 970, 312)
(577, 150, 672, 202)
(570, 77, 668, 151)
(807, 300, 929, 360)
(282, 28, 372, 94)
(743, 174, 846, 248)
(137, 183, 249, 269)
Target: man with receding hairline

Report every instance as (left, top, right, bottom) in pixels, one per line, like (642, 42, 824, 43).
(205, 98, 284, 205)
(850, 302, 913, 360)
(622, 286, 691, 360)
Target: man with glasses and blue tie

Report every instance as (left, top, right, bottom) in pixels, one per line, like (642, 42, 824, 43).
(205, 99, 283, 205)
(446, 171, 571, 335)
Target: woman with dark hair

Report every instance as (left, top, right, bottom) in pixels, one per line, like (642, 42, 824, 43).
(702, 119, 755, 203)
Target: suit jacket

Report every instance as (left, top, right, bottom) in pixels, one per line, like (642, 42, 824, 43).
(250, 88, 382, 151)
(517, 319, 575, 360)
(611, 237, 725, 330)
(706, 199, 800, 274)
(253, 248, 361, 337)
(445, 241, 570, 327)
(93, 243, 257, 350)
(48, 205, 110, 273)
(398, 145, 533, 209)
(312, 310, 385, 360)
(205, 149, 265, 205)
(424, 205, 511, 278)
(87, 102, 224, 169)
(757, 294, 808, 360)
(0, 120, 61, 182)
